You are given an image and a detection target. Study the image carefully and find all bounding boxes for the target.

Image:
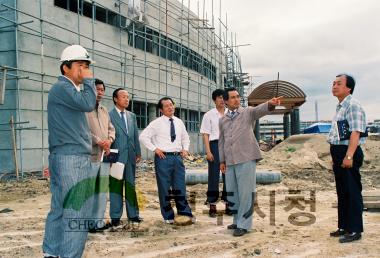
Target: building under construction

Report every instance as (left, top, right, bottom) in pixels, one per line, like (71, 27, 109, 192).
(0, 0, 248, 176)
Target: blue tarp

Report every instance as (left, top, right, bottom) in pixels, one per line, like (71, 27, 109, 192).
(303, 123, 331, 134)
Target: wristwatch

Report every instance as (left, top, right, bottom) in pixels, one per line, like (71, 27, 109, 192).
(346, 156, 352, 160)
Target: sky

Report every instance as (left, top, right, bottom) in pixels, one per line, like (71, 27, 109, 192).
(183, 0, 380, 122)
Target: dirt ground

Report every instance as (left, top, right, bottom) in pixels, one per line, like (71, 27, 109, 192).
(1, 135, 379, 258)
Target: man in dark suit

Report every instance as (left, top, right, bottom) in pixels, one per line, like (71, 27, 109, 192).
(108, 88, 142, 228)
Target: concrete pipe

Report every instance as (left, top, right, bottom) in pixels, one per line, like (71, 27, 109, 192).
(185, 169, 281, 185)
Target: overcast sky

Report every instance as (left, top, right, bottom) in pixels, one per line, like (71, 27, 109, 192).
(183, 0, 380, 122)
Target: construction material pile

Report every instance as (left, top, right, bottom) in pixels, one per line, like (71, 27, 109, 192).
(260, 134, 380, 172)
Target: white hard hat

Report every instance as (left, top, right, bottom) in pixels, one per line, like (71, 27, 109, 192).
(60, 45, 94, 64)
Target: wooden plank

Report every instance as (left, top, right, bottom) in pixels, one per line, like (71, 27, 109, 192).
(10, 116, 19, 180)
(364, 201, 380, 209)
(363, 191, 380, 197)
(332, 191, 380, 209)
(363, 196, 380, 202)
(363, 191, 380, 204)
(332, 201, 380, 209)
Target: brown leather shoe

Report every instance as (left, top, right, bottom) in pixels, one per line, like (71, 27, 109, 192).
(330, 228, 346, 237)
(209, 204, 217, 218)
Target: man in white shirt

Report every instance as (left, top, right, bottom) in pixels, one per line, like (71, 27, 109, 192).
(200, 89, 230, 217)
(139, 97, 194, 224)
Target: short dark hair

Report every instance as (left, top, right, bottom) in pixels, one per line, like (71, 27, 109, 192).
(60, 61, 73, 75)
(336, 74, 355, 94)
(212, 89, 225, 101)
(112, 88, 124, 104)
(95, 78, 105, 90)
(223, 87, 238, 101)
(157, 97, 175, 109)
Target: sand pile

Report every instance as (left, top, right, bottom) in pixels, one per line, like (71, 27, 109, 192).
(260, 134, 332, 171)
(362, 135, 380, 169)
(260, 134, 380, 172)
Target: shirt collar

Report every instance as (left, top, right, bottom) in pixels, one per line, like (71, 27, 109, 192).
(115, 106, 126, 115)
(226, 108, 238, 118)
(162, 115, 174, 121)
(228, 108, 238, 114)
(213, 108, 228, 116)
(337, 95, 352, 110)
(228, 107, 243, 114)
(62, 75, 80, 92)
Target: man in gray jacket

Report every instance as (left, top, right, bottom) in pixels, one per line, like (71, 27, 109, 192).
(43, 45, 96, 258)
(108, 88, 142, 228)
(219, 87, 282, 237)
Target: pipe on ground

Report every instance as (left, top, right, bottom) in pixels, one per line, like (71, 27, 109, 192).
(185, 169, 282, 185)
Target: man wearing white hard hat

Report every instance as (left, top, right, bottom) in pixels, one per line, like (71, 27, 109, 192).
(42, 45, 96, 258)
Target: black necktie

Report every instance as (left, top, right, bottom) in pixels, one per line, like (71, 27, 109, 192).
(169, 118, 176, 142)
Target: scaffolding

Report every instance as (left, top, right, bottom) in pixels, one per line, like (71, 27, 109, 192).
(0, 0, 247, 176)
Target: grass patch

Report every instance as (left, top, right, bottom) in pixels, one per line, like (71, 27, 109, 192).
(285, 146, 296, 153)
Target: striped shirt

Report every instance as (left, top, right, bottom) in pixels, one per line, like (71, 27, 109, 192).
(327, 95, 367, 145)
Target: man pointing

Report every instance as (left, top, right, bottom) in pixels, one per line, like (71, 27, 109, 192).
(219, 87, 282, 237)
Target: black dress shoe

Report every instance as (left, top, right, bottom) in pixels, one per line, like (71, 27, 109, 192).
(129, 217, 144, 223)
(98, 222, 112, 231)
(111, 219, 121, 226)
(89, 222, 112, 233)
(339, 232, 362, 243)
(233, 228, 248, 237)
(330, 228, 346, 237)
(111, 219, 124, 230)
(227, 224, 237, 230)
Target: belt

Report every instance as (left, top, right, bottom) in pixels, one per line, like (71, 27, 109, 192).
(162, 152, 181, 156)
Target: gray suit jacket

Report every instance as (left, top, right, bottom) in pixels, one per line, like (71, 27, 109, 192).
(109, 108, 141, 165)
(219, 102, 273, 166)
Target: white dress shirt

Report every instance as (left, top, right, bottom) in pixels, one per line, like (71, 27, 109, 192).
(200, 108, 227, 141)
(115, 106, 128, 134)
(139, 115, 190, 152)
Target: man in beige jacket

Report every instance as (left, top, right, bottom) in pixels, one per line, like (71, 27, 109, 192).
(86, 78, 115, 232)
(219, 87, 282, 236)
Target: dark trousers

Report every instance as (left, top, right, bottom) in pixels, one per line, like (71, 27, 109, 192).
(330, 144, 364, 233)
(154, 154, 193, 220)
(109, 161, 139, 221)
(206, 140, 227, 204)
